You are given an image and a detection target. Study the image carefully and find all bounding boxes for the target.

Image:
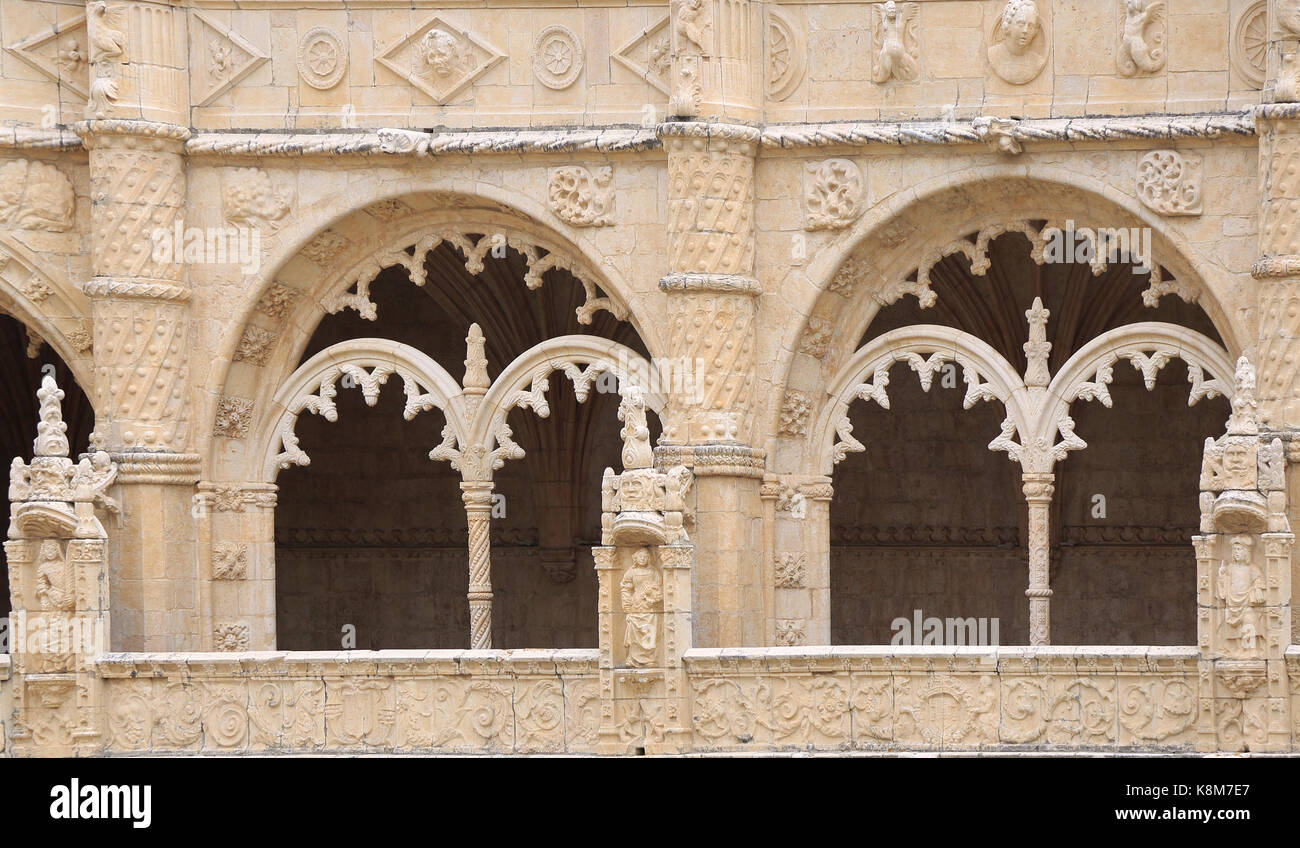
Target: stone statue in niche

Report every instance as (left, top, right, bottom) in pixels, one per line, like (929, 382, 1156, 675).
(35, 539, 73, 611)
(620, 548, 662, 666)
(987, 0, 1047, 85)
(1217, 534, 1264, 655)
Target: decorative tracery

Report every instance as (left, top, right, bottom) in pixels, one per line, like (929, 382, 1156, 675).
(830, 218, 1201, 312)
(323, 228, 628, 327)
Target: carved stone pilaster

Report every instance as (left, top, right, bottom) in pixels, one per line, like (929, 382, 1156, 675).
(594, 392, 695, 754)
(668, 0, 763, 121)
(5, 377, 115, 756)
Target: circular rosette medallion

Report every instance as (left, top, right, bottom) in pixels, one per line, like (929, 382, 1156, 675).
(533, 25, 584, 90)
(298, 27, 348, 90)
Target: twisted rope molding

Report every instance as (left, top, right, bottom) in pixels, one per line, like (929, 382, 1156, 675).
(0, 111, 1251, 155)
(761, 111, 1257, 149)
(184, 127, 661, 158)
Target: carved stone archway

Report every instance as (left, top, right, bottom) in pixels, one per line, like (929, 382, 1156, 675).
(204, 191, 656, 490)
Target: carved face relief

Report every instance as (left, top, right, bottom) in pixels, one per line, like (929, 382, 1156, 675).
(1002, 3, 1040, 55)
(988, 0, 1047, 84)
(1222, 441, 1253, 482)
(420, 29, 461, 79)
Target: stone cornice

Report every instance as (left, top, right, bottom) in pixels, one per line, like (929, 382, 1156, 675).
(185, 126, 661, 158)
(0, 126, 83, 151)
(0, 113, 1262, 156)
(761, 111, 1258, 149)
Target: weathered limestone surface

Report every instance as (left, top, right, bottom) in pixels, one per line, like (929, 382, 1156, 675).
(1, 0, 1299, 754)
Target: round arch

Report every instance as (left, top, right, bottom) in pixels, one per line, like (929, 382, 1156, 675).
(472, 334, 664, 460)
(0, 235, 96, 394)
(206, 190, 658, 485)
(812, 324, 1031, 477)
(1034, 321, 1236, 457)
(769, 165, 1245, 469)
(256, 338, 467, 484)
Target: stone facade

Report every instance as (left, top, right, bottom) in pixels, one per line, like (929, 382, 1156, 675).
(2, 0, 1300, 755)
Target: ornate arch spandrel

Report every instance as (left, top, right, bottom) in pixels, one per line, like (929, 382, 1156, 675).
(0, 235, 96, 395)
(771, 166, 1247, 470)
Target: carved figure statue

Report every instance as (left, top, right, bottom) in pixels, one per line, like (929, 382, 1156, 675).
(34, 539, 73, 611)
(620, 548, 662, 666)
(872, 2, 919, 84)
(1217, 534, 1264, 655)
(1117, 0, 1166, 76)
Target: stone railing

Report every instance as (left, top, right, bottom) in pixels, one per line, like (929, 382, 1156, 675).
(91, 650, 600, 755)
(5, 646, 1300, 754)
(684, 646, 1203, 753)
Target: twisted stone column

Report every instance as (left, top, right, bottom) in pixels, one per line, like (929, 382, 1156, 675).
(462, 482, 495, 649)
(1023, 473, 1055, 646)
(655, 121, 766, 647)
(73, 2, 196, 651)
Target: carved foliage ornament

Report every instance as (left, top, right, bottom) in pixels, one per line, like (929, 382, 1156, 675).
(214, 395, 254, 439)
(1136, 150, 1202, 216)
(804, 159, 865, 230)
(223, 167, 291, 231)
(548, 166, 615, 227)
(987, 0, 1049, 85)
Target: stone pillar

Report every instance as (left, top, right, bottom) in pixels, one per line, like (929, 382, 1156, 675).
(762, 474, 831, 647)
(74, 2, 196, 652)
(1193, 355, 1293, 752)
(1256, 3, 1300, 644)
(462, 481, 495, 650)
(656, 121, 766, 648)
(194, 482, 276, 651)
(1022, 472, 1054, 646)
(668, 0, 763, 122)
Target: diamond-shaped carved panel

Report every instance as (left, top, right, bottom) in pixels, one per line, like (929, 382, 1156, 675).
(190, 11, 270, 107)
(376, 15, 505, 105)
(612, 15, 671, 95)
(5, 14, 89, 99)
